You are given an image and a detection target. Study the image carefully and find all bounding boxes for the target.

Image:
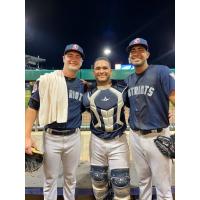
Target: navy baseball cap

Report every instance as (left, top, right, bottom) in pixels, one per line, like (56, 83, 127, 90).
(64, 44, 85, 59)
(126, 38, 148, 53)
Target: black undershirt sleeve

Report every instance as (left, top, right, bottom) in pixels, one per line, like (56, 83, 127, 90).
(28, 98, 40, 110)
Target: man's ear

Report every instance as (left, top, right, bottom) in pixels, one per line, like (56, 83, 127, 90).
(80, 58, 83, 65)
(146, 51, 150, 59)
(128, 56, 131, 64)
(62, 55, 65, 63)
(93, 66, 95, 75)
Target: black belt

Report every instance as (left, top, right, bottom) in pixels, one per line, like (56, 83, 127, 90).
(46, 128, 76, 136)
(133, 128, 163, 135)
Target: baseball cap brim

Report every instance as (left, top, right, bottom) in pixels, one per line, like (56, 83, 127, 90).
(64, 49, 84, 59)
(126, 44, 148, 53)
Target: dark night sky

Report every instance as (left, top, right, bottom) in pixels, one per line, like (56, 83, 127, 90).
(25, 0, 175, 69)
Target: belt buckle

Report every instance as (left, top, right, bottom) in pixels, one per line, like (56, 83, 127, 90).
(47, 128, 52, 134)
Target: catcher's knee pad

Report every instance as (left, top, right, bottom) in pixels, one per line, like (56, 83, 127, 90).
(111, 168, 130, 200)
(90, 165, 109, 199)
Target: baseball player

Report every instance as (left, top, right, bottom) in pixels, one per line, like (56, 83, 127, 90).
(83, 57, 131, 200)
(25, 44, 86, 200)
(125, 38, 175, 200)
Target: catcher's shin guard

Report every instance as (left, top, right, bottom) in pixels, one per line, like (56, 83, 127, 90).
(90, 165, 109, 200)
(111, 168, 131, 200)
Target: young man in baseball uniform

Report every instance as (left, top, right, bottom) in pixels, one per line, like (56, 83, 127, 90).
(125, 38, 175, 200)
(25, 44, 86, 200)
(83, 57, 131, 200)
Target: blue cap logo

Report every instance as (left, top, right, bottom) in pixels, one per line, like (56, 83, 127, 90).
(133, 38, 141, 44)
(126, 38, 148, 53)
(64, 44, 85, 59)
(72, 44, 79, 50)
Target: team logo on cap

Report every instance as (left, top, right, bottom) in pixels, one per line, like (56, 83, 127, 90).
(133, 38, 140, 44)
(72, 44, 79, 50)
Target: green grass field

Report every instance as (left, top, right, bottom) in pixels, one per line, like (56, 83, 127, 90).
(25, 90, 31, 108)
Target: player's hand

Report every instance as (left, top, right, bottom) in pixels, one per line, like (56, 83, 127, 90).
(168, 112, 173, 120)
(25, 137, 35, 155)
(80, 79, 93, 91)
(80, 79, 89, 86)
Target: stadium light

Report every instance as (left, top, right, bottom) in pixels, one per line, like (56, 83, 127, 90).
(103, 48, 111, 56)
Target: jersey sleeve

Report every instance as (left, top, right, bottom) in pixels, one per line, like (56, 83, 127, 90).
(159, 66, 175, 96)
(28, 81, 40, 110)
(124, 76, 129, 85)
(124, 87, 130, 108)
(82, 92, 90, 111)
(117, 80, 130, 108)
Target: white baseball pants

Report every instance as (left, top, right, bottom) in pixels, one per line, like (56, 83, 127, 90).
(90, 133, 130, 169)
(129, 128, 173, 200)
(43, 129, 81, 200)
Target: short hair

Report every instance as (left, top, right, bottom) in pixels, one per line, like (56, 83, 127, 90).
(93, 57, 112, 68)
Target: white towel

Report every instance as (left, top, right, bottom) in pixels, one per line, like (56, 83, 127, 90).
(38, 70, 68, 126)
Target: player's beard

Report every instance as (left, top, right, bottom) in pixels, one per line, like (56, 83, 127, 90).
(67, 64, 81, 72)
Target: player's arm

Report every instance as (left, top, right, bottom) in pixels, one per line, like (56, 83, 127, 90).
(169, 90, 175, 106)
(122, 86, 130, 108)
(25, 81, 40, 155)
(159, 66, 175, 105)
(81, 79, 95, 91)
(123, 85, 130, 108)
(123, 77, 130, 108)
(25, 107, 38, 155)
(82, 92, 91, 112)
